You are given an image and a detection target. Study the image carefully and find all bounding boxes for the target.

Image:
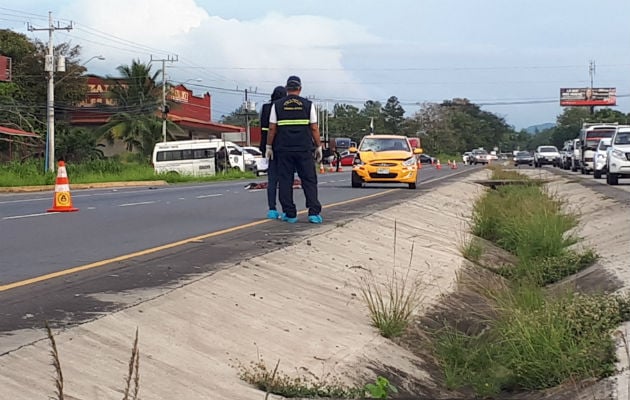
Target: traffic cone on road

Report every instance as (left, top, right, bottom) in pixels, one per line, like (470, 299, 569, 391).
(47, 161, 79, 212)
(319, 163, 325, 174)
(451, 160, 458, 169)
(436, 159, 442, 170)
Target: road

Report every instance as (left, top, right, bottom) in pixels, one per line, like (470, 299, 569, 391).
(0, 165, 469, 287)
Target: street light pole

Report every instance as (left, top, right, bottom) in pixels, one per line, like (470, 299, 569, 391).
(28, 11, 73, 173)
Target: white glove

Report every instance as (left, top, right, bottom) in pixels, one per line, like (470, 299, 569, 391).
(265, 145, 273, 160)
(314, 145, 323, 163)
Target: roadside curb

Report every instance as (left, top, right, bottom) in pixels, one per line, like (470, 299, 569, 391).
(0, 180, 169, 193)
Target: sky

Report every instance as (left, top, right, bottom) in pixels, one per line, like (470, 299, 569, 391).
(2, 0, 630, 130)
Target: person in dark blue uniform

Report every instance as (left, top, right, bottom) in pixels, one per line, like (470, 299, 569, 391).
(266, 75, 323, 224)
(259, 86, 287, 219)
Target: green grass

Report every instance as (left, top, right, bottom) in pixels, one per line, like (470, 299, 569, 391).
(435, 285, 629, 396)
(236, 357, 365, 398)
(431, 167, 623, 397)
(0, 159, 255, 187)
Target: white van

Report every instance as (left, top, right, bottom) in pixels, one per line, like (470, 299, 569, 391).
(152, 139, 257, 176)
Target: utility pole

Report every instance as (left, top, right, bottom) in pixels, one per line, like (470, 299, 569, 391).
(245, 89, 250, 147)
(150, 55, 178, 142)
(589, 60, 596, 115)
(28, 12, 73, 173)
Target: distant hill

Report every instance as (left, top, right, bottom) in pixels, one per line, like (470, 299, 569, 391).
(525, 123, 555, 134)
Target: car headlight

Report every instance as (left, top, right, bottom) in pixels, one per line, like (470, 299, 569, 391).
(597, 154, 606, 160)
(403, 157, 416, 167)
(245, 159, 255, 165)
(612, 149, 625, 159)
(353, 157, 364, 166)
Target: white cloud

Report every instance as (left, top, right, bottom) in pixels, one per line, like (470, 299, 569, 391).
(60, 0, 383, 109)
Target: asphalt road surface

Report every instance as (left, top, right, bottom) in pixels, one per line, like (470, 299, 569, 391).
(0, 164, 479, 337)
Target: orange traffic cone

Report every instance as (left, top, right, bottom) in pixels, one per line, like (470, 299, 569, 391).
(436, 160, 442, 170)
(451, 160, 458, 169)
(47, 161, 79, 212)
(417, 161, 422, 170)
(447, 160, 452, 167)
(319, 163, 325, 174)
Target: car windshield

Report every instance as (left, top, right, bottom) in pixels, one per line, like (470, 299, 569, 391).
(359, 138, 410, 152)
(244, 148, 261, 156)
(516, 151, 530, 157)
(539, 146, 558, 152)
(473, 150, 488, 155)
(598, 141, 611, 150)
(614, 132, 630, 145)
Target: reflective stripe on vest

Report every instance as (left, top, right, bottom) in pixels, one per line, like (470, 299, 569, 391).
(277, 119, 310, 126)
(261, 127, 269, 131)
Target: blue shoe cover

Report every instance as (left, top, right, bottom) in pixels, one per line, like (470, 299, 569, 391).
(308, 215, 323, 224)
(267, 210, 280, 219)
(282, 214, 298, 223)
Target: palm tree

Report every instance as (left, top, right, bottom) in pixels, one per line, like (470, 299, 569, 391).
(98, 59, 182, 159)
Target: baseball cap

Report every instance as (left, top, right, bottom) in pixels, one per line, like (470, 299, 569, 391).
(286, 75, 302, 89)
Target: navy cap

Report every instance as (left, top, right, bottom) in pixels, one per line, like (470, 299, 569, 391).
(286, 75, 302, 89)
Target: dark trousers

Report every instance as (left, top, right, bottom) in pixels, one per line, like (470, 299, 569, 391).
(266, 157, 278, 210)
(276, 151, 321, 218)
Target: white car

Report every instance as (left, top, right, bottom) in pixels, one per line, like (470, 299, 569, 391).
(593, 138, 611, 179)
(606, 127, 630, 185)
(243, 146, 268, 176)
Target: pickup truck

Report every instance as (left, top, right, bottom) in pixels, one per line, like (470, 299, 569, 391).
(534, 145, 560, 168)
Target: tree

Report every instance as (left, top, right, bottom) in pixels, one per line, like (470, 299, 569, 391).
(55, 124, 104, 163)
(97, 59, 183, 158)
(327, 103, 366, 141)
(219, 105, 259, 127)
(381, 96, 405, 134)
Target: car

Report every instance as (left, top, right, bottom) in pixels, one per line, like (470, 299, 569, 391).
(593, 138, 611, 179)
(349, 134, 422, 189)
(606, 126, 630, 185)
(417, 154, 436, 164)
(331, 153, 357, 167)
(513, 151, 533, 167)
(243, 146, 268, 176)
(534, 145, 560, 168)
(470, 149, 490, 165)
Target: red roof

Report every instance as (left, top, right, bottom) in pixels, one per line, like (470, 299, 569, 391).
(0, 126, 40, 138)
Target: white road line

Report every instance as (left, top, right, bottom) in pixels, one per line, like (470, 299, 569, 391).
(195, 194, 223, 199)
(118, 201, 156, 207)
(2, 212, 57, 220)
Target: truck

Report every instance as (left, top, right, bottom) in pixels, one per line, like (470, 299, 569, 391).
(534, 145, 560, 168)
(578, 123, 618, 174)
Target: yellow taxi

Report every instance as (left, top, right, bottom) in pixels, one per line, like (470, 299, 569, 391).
(350, 135, 423, 189)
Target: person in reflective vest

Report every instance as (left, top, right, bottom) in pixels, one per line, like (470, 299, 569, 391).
(259, 86, 287, 219)
(266, 75, 323, 224)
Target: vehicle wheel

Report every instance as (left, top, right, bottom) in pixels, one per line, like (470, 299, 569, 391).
(351, 171, 363, 188)
(609, 173, 619, 185)
(593, 170, 602, 179)
(408, 182, 416, 190)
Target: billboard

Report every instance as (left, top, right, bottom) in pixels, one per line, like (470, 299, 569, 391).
(0, 55, 11, 82)
(560, 87, 616, 106)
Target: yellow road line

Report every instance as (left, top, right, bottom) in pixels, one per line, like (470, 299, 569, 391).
(0, 189, 396, 292)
